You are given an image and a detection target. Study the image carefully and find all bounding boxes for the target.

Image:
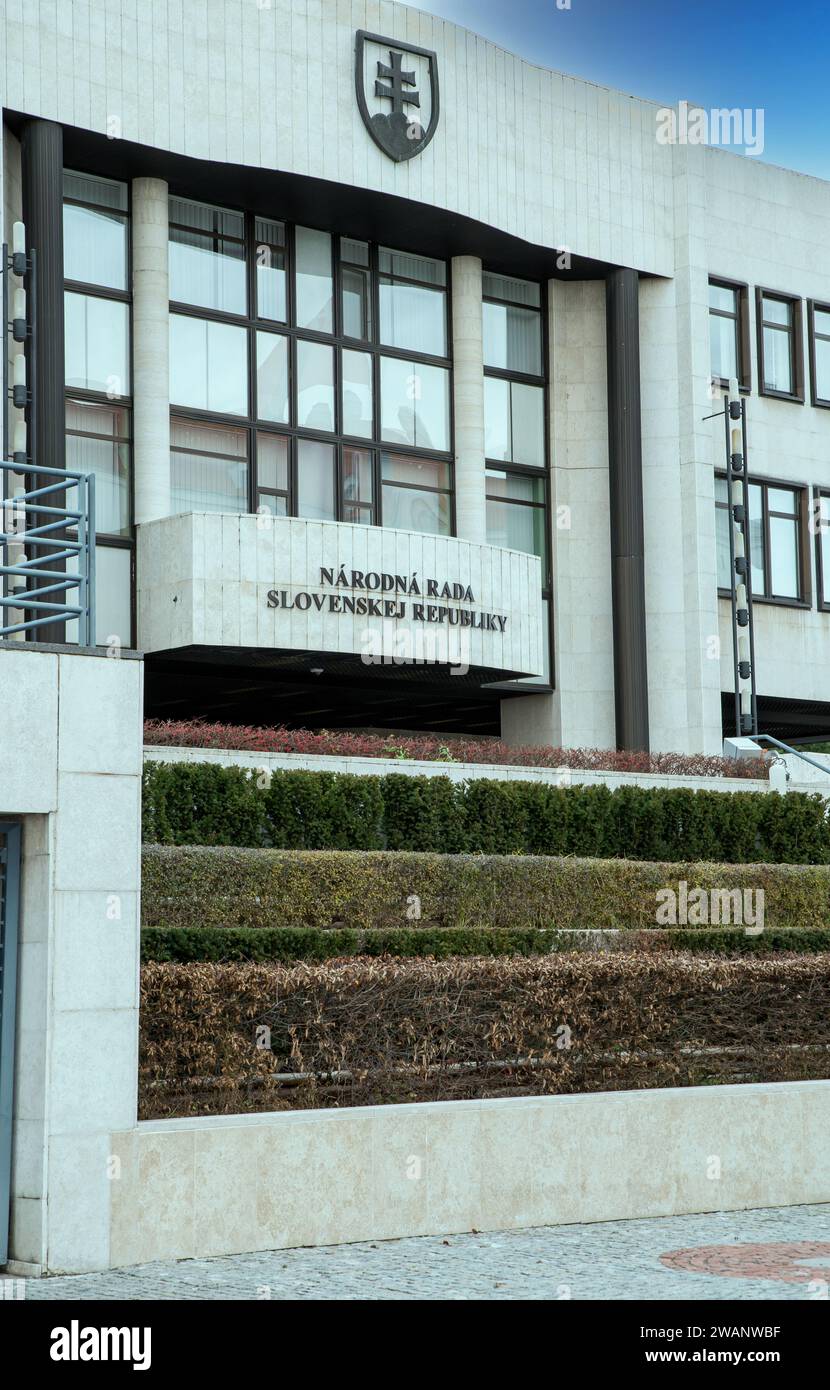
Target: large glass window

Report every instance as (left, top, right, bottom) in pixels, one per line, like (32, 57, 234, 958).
(169, 198, 246, 314)
(380, 357, 450, 451)
(485, 470, 547, 566)
(65, 291, 130, 397)
(170, 417, 248, 515)
(815, 490, 830, 609)
(295, 227, 333, 333)
(297, 439, 336, 520)
(65, 399, 131, 537)
(757, 290, 803, 400)
(381, 453, 451, 536)
(169, 313, 248, 415)
(62, 171, 133, 645)
(379, 248, 447, 356)
(166, 201, 453, 536)
(63, 171, 128, 291)
(483, 273, 542, 374)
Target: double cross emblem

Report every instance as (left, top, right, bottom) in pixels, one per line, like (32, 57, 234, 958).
(355, 31, 440, 163)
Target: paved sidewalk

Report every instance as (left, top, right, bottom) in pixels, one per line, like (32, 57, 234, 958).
(6, 1204, 830, 1300)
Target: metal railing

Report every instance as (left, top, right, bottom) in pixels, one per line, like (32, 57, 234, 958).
(0, 459, 96, 645)
(753, 733, 830, 780)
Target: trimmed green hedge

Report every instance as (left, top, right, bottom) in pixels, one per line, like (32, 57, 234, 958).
(142, 846, 830, 933)
(142, 762, 830, 863)
(141, 924, 830, 963)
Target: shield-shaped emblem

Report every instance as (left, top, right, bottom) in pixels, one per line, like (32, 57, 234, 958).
(355, 30, 440, 163)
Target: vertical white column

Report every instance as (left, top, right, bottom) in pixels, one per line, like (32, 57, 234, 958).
(132, 177, 170, 523)
(450, 255, 486, 543)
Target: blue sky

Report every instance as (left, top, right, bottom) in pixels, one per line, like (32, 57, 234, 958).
(410, 0, 830, 180)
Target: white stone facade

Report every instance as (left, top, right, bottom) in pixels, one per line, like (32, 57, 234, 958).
(2, 0, 830, 750)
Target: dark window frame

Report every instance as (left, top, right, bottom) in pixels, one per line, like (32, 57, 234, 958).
(482, 271, 553, 690)
(716, 470, 811, 608)
(62, 168, 135, 645)
(167, 201, 455, 535)
(813, 486, 830, 611)
(708, 276, 751, 392)
(807, 300, 830, 409)
(755, 287, 805, 403)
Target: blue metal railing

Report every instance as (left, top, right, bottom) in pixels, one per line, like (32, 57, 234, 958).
(0, 459, 96, 645)
(753, 733, 830, 779)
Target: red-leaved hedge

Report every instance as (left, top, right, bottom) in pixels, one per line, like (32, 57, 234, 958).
(143, 719, 769, 780)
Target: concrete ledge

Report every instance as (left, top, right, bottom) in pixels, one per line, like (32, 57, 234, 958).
(144, 744, 771, 795)
(105, 1081, 830, 1270)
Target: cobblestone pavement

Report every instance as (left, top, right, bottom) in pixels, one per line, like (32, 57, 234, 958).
(6, 1204, 830, 1300)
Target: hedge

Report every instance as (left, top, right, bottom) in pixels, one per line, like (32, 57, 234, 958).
(142, 763, 830, 862)
(142, 846, 830, 933)
(139, 954, 830, 1117)
(144, 717, 770, 779)
(141, 924, 830, 963)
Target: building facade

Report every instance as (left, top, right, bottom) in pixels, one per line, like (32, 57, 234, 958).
(3, 0, 830, 750)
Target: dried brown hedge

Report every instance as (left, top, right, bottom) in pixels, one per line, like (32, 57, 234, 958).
(140, 954, 830, 1118)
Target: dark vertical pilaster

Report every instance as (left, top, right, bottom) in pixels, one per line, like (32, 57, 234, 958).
(606, 268, 649, 751)
(22, 119, 66, 642)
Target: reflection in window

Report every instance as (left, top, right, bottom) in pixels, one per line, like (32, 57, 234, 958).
(812, 306, 830, 402)
(341, 239, 372, 340)
(761, 295, 795, 394)
(65, 399, 131, 537)
(379, 247, 447, 356)
(63, 171, 128, 291)
(296, 339, 335, 432)
(342, 349, 373, 439)
(484, 376, 544, 467)
(295, 227, 333, 333)
(708, 282, 741, 382)
(170, 417, 248, 515)
(170, 313, 248, 415)
(715, 475, 803, 602)
(381, 452, 451, 536)
(342, 446, 373, 522)
(256, 433, 289, 517)
(255, 218, 287, 322)
(380, 357, 450, 451)
(65, 291, 130, 396)
(297, 438, 336, 520)
(485, 469, 547, 564)
(256, 332, 289, 423)
(169, 197, 246, 314)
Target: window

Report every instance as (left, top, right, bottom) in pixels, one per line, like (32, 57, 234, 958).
(808, 302, 830, 407)
(63, 171, 128, 291)
(708, 278, 749, 389)
(716, 474, 807, 603)
(255, 218, 286, 322)
(65, 399, 131, 538)
(485, 470, 548, 567)
(256, 434, 289, 517)
(756, 289, 804, 400)
(381, 453, 452, 536)
(483, 271, 551, 685)
(62, 170, 133, 644)
(483, 273, 542, 374)
(295, 227, 333, 333)
(814, 489, 830, 609)
(380, 357, 450, 451)
(170, 313, 248, 415)
(170, 417, 248, 515)
(65, 292, 130, 397)
(166, 200, 453, 536)
(296, 438, 336, 521)
(169, 198, 246, 314)
(379, 248, 447, 357)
